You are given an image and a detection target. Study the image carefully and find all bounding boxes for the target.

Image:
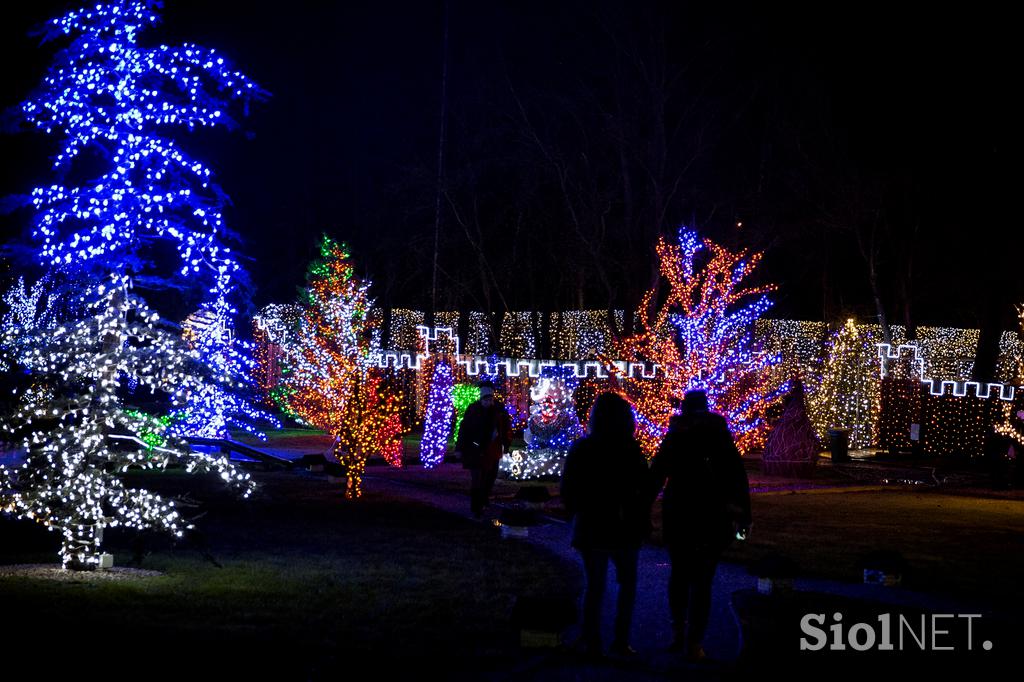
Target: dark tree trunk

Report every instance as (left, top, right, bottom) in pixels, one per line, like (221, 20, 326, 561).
(381, 306, 393, 350)
(867, 255, 892, 346)
(607, 306, 622, 342)
(457, 305, 470, 354)
(489, 308, 506, 355)
(973, 297, 1010, 383)
(901, 280, 916, 341)
(539, 309, 552, 359)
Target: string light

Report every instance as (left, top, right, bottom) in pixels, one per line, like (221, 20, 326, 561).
(762, 382, 820, 472)
(499, 312, 537, 359)
(994, 307, 1024, 445)
(249, 309, 1024, 449)
(997, 329, 1023, 384)
(419, 361, 454, 468)
(1, 277, 57, 372)
(915, 327, 977, 380)
(502, 366, 582, 480)
(451, 384, 481, 442)
(388, 309, 427, 351)
(613, 227, 788, 455)
(920, 391, 996, 457)
(807, 319, 881, 449)
(501, 375, 532, 430)
(526, 367, 582, 452)
(283, 235, 404, 497)
(22, 0, 267, 306)
(501, 448, 565, 479)
(877, 343, 1017, 401)
(1, 1, 263, 570)
(876, 330, 1023, 455)
(1, 277, 255, 570)
(169, 308, 280, 440)
(252, 303, 301, 408)
(878, 372, 922, 453)
(249, 307, 1024, 458)
(551, 310, 623, 359)
(756, 319, 828, 385)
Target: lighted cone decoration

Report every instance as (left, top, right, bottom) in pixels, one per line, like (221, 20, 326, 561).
(762, 380, 821, 477)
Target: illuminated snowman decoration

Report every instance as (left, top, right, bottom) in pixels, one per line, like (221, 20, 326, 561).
(527, 375, 578, 450)
(503, 368, 583, 479)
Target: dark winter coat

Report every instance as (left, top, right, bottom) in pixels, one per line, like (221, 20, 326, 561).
(560, 434, 651, 551)
(455, 400, 512, 470)
(650, 410, 751, 550)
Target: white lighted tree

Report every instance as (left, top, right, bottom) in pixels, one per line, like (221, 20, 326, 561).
(1, 278, 255, 569)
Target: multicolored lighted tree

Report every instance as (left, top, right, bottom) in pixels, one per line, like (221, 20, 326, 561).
(614, 227, 788, 455)
(251, 303, 302, 410)
(284, 235, 404, 497)
(0, 1, 264, 570)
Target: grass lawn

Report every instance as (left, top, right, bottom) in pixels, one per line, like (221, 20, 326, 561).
(390, 456, 1024, 611)
(235, 428, 530, 463)
(344, 435, 1024, 613)
(718, 488, 1024, 607)
(6, 424, 1022, 678)
(0, 468, 578, 678)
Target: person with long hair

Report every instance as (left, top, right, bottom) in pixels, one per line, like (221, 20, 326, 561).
(560, 391, 651, 657)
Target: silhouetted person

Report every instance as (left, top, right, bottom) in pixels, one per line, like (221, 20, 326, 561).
(454, 380, 511, 517)
(650, 389, 751, 662)
(561, 392, 651, 657)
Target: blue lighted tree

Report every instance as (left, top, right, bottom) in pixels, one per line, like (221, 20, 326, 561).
(0, 0, 265, 570)
(169, 304, 281, 441)
(17, 0, 273, 439)
(21, 1, 265, 290)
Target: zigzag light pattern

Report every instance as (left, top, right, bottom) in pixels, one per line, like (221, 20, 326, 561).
(877, 343, 1017, 402)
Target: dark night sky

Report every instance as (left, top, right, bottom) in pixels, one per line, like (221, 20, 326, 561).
(0, 1, 1019, 328)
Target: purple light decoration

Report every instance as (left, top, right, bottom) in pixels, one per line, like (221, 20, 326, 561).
(419, 361, 454, 468)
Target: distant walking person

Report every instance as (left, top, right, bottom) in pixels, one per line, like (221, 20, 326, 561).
(454, 380, 512, 517)
(560, 392, 651, 657)
(650, 389, 751, 662)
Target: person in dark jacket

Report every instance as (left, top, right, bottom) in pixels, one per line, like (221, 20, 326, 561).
(650, 389, 751, 662)
(560, 391, 651, 657)
(454, 380, 512, 517)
